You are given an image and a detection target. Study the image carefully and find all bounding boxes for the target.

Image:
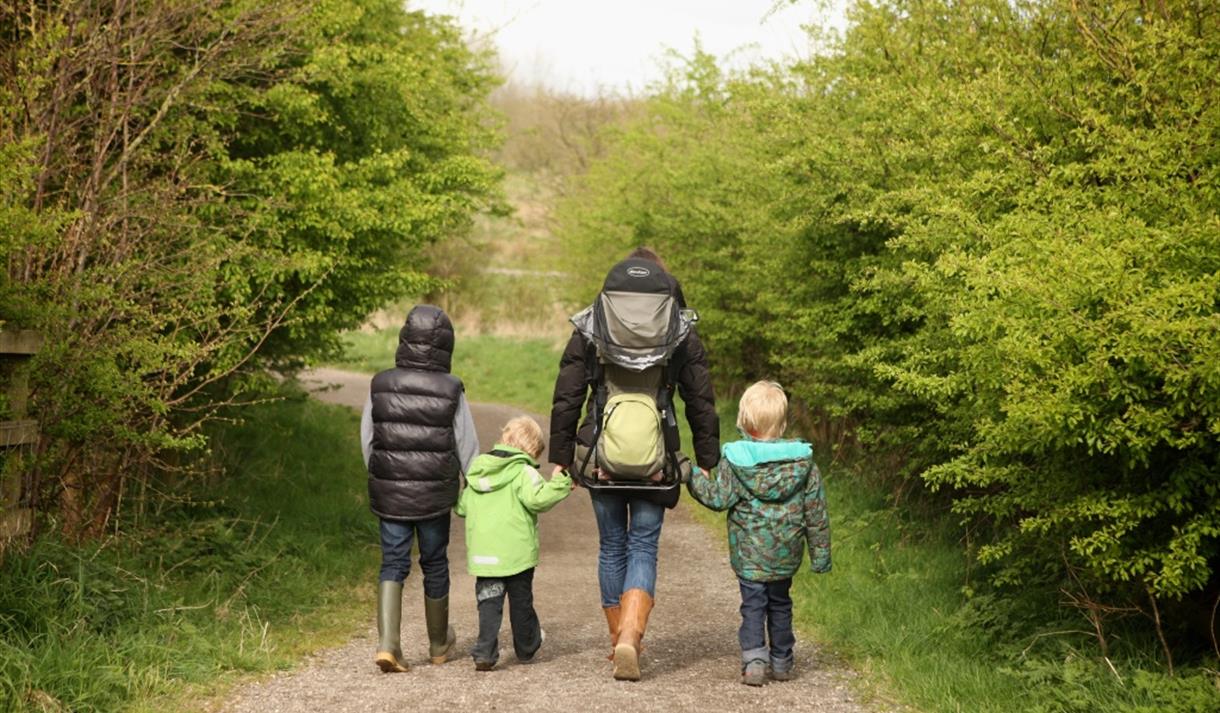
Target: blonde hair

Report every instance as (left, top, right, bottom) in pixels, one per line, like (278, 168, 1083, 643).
(500, 416, 545, 458)
(737, 381, 788, 440)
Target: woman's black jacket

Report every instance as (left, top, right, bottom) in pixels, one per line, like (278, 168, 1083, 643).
(548, 327, 720, 508)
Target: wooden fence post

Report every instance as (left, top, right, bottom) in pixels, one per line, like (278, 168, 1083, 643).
(1, 329, 42, 549)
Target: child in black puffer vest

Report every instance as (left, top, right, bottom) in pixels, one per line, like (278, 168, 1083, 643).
(360, 305, 479, 673)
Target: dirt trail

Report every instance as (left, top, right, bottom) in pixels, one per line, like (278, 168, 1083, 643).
(223, 368, 875, 713)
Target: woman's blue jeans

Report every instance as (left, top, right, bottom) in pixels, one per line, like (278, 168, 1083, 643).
(590, 492, 665, 607)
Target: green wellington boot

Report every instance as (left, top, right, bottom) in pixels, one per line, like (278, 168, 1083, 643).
(424, 595, 457, 664)
(375, 581, 409, 673)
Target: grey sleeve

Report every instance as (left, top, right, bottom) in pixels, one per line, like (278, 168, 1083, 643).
(454, 392, 480, 474)
(360, 395, 373, 469)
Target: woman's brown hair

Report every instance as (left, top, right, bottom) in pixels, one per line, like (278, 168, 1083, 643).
(627, 246, 666, 271)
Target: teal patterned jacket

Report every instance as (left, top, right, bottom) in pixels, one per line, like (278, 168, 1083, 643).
(687, 438, 831, 581)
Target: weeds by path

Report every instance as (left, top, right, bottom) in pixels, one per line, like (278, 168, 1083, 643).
(786, 471, 1220, 713)
(0, 393, 377, 713)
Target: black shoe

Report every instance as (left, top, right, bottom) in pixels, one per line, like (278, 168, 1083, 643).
(517, 629, 546, 664)
(518, 628, 546, 663)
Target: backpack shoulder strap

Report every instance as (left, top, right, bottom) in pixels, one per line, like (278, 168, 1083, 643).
(577, 336, 608, 479)
(655, 346, 684, 477)
(583, 337, 602, 389)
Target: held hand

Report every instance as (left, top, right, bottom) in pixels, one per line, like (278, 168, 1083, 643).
(558, 463, 580, 488)
(553, 464, 578, 490)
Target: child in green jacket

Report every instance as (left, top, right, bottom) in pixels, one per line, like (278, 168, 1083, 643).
(687, 380, 831, 686)
(455, 416, 573, 670)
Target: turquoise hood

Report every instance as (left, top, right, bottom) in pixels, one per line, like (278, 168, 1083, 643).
(723, 439, 813, 503)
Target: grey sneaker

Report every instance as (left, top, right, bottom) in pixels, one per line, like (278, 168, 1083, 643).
(742, 658, 768, 686)
(770, 654, 795, 681)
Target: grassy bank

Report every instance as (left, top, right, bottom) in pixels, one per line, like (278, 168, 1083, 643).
(329, 331, 563, 415)
(0, 394, 377, 713)
(783, 470, 1220, 713)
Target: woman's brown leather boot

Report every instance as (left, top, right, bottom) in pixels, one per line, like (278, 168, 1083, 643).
(613, 589, 653, 681)
(603, 605, 621, 660)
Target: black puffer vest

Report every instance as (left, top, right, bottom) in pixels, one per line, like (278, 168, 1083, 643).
(368, 305, 464, 521)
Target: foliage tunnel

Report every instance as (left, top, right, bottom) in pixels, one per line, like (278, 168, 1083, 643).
(556, 0, 1220, 658)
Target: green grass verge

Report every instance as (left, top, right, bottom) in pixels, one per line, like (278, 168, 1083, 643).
(787, 478, 1024, 712)
(0, 393, 378, 713)
(328, 331, 563, 415)
(785, 469, 1220, 713)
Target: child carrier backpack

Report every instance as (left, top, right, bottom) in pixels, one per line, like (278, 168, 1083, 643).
(570, 258, 697, 490)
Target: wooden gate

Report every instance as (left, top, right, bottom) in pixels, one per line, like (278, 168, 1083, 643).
(1, 329, 41, 547)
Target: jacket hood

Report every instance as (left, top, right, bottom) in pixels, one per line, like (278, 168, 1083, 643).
(465, 445, 538, 494)
(724, 439, 812, 502)
(396, 305, 454, 372)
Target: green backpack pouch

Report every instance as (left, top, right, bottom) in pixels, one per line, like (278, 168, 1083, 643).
(595, 392, 666, 479)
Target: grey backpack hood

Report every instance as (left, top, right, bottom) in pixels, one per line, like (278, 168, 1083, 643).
(570, 257, 696, 372)
(395, 304, 454, 372)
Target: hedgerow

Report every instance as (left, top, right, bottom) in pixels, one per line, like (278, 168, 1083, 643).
(557, 0, 1220, 659)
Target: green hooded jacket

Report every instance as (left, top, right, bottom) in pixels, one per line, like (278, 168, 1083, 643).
(687, 438, 831, 582)
(454, 445, 572, 577)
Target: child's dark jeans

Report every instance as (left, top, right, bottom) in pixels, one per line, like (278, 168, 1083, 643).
(471, 568, 542, 665)
(738, 576, 795, 672)
(379, 514, 450, 598)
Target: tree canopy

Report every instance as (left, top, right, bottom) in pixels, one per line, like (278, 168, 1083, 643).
(0, 0, 500, 539)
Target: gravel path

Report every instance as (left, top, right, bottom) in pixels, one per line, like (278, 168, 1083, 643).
(223, 368, 874, 713)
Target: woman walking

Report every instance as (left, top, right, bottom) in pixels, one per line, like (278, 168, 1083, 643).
(548, 248, 720, 680)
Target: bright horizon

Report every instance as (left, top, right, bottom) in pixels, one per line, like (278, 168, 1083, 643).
(409, 1, 847, 95)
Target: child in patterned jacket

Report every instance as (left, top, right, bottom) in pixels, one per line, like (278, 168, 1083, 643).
(686, 380, 831, 686)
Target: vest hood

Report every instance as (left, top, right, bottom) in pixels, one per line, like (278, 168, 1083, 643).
(724, 439, 812, 502)
(396, 304, 454, 372)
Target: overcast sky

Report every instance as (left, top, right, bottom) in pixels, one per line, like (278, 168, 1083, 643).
(409, 1, 846, 95)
